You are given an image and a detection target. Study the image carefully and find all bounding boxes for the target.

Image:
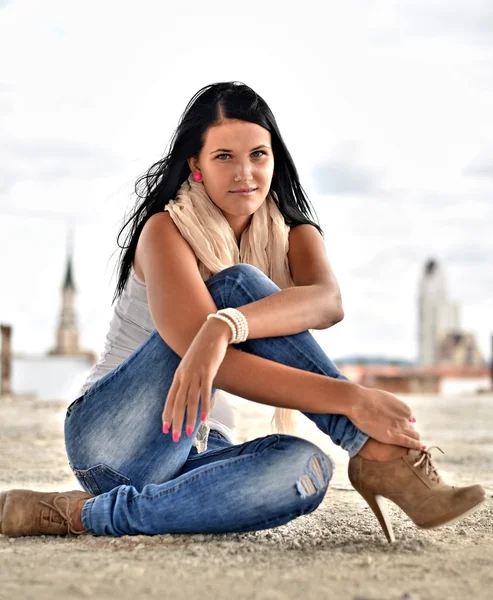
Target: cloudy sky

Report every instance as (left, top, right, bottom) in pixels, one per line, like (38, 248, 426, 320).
(1, 0, 492, 363)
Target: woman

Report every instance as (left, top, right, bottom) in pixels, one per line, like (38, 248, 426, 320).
(0, 82, 485, 543)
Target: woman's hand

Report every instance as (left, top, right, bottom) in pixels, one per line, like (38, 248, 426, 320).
(349, 386, 422, 450)
(162, 318, 231, 441)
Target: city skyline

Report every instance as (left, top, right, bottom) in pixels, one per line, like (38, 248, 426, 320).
(2, 229, 490, 365)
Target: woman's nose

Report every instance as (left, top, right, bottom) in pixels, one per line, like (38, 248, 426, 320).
(234, 161, 253, 180)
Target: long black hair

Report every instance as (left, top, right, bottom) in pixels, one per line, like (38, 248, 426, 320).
(113, 81, 324, 302)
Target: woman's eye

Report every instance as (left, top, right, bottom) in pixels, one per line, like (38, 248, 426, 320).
(216, 151, 266, 160)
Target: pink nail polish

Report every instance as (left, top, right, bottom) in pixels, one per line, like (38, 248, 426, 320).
(422, 444, 427, 450)
(172, 431, 180, 443)
(411, 417, 416, 423)
(186, 425, 193, 437)
(201, 412, 207, 422)
(162, 422, 169, 434)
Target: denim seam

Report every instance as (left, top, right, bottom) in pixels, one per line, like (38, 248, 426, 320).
(83, 325, 173, 403)
(346, 431, 370, 458)
(82, 330, 166, 402)
(184, 435, 258, 463)
(72, 463, 131, 482)
(66, 396, 84, 416)
(82, 353, 135, 401)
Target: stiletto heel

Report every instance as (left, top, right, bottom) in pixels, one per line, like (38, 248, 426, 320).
(359, 490, 395, 543)
(348, 447, 486, 544)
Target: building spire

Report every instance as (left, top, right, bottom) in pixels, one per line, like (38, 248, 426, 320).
(50, 227, 79, 356)
(48, 226, 96, 362)
(63, 228, 75, 291)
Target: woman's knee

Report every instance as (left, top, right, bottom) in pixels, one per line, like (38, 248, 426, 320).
(213, 263, 264, 281)
(287, 436, 333, 499)
(267, 435, 333, 505)
(206, 264, 280, 307)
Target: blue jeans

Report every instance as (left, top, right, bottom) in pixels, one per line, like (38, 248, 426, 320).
(64, 264, 368, 536)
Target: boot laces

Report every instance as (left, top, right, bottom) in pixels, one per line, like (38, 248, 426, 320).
(413, 446, 444, 483)
(39, 496, 85, 535)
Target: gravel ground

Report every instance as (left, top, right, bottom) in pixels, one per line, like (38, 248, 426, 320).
(1, 393, 492, 600)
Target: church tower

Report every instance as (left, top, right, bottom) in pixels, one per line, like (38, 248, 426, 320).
(49, 231, 82, 356)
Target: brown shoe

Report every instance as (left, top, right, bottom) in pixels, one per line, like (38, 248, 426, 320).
(348, 446, 486, 543)
(0, 489, 94, 538)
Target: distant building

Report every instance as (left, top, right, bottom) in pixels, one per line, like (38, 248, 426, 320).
(438, 332, 484, 367)
(6, 232, 95, 402)
(418, 259, 483, 367)
(338, 364, 490, 396)
(48, 234, 95, 362)
(418, 259, 460, 365)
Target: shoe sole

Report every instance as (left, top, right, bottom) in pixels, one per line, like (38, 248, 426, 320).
(0, 492, 6, 535)
(417, 497, 487, 530)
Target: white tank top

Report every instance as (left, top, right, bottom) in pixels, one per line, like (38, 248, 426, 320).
(79, 266, 237, 443)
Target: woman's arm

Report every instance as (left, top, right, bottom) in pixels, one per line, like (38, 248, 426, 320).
(207, 317, 357, 414)
(239, 224, 344, 335)
(238, 285, 339, 338)
(138, 213, 420, 448)
(165, 316, 420, 448)
(136, 213, 355, 416)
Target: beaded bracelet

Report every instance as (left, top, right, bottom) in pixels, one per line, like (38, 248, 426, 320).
(217, 308, 248, 343)
(206, 308, 249, 344)
(206, 313, 237, 343)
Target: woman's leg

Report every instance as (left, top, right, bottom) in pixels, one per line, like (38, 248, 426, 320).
(62, 262, 363, 536)
(207, 264, 369, 457)
(65, 263, 365, 495)
(65, 328, 197, 492)
(81, 433, 333, 536)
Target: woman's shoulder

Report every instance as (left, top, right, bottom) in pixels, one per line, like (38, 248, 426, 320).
(134, 212, 199, 281)
(144, 210, 173, 229)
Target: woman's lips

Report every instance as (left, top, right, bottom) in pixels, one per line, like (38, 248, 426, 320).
(230, 188, 257, 196)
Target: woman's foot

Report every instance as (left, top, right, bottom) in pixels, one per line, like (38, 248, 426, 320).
(0, 489, 93, 537)
(349, 446, 486, 543)
(357, 437, 408, 461)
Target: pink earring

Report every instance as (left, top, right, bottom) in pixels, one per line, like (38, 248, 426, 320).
(193, 172, 203, 182)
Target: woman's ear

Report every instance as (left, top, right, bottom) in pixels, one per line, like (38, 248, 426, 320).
(187, 157, 199, 172)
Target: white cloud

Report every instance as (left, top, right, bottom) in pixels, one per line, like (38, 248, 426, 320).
(464, 146, 493, 178)
(369, 0, 493, 47)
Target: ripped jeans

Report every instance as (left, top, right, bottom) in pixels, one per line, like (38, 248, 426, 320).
(64, 264, 368, 536)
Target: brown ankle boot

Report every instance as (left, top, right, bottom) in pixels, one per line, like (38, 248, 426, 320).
(0, 489, 94, 537)
(348, 446, 486, 543)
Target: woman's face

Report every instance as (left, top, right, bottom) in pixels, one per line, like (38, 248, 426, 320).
(188, 119, 275, 226)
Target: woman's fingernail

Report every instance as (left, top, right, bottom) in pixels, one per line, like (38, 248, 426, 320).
(411, 417, 416, 423)
(186, 425, 193, 437)
(201, 412, 207, 422)
(422, 444, 427, 450)
(162, 422, 169, 434)
(173, 431, 180, 443)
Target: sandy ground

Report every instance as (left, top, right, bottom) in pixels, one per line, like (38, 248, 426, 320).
(1, 393, 492, 600)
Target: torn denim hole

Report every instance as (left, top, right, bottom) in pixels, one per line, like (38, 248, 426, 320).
(296, 453, 333, 499)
